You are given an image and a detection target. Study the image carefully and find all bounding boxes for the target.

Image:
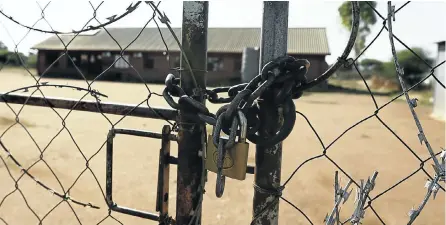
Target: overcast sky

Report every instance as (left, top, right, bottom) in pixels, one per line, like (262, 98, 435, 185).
(0, 0, 445, 65)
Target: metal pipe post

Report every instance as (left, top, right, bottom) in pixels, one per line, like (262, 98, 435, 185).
(252, 2, 289, 225)
(175, 2, 208, 225)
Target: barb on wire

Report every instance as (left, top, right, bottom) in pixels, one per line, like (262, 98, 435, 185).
(2, 83, 108, 98)
(365, 1, 445, 89)
(0, 140, 100, 209)
(325, 171, 353, 225)
(386, 1, 443, 174)
(1, 2, 114, 214)
(1, 1, 445, 224)
(0, 1, 174, 225)
(405, 149, 446, 225)
(249, 2, 445, 225)
(0, 2, 141, 34)
(147, 1, 199, 89)
(433, 149, 446, 182)
(350, 171, 378, 225)
(407, 174, 442, 225)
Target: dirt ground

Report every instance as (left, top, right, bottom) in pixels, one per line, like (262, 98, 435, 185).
(0, 68, 444, 225)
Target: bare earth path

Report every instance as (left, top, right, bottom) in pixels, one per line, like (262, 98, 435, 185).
(0, 69, 444, 224)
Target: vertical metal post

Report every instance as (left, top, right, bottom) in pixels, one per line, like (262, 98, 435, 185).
(175, 2, 208, 225)
(252, 2, 289, 225)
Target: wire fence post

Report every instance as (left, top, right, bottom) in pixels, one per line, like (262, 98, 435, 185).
(252, 2, 289, 225)
(175, 1, 208, 225)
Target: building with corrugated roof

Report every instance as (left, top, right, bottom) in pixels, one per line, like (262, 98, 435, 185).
(32, 27, 331, 86)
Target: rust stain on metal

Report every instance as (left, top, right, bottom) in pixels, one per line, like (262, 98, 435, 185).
(175, 2, 208, 224)
(159, 125, 171, 221)
(253, 2, 288, 225)
(176, 180, 193, 215)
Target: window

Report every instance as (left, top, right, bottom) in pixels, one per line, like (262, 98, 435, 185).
(207, 57, 224, 72)
(144, 56, 155, 69)
(81, 54, 88, 62)
(46, 51, 60, 68)
(134, 52, 142, 58)
(234, 58, 242, 72)
(114, 55, 129, 69)
(68, 53, 80, 68)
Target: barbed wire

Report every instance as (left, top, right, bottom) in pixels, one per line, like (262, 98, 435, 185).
(0, 2, 142, 34)
(0, 1, 445, 225)
(0, 1, 173, 225)
(247, 1, 445, 225)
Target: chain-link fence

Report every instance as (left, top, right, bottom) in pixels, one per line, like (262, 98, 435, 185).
(0, 1, 444, 225)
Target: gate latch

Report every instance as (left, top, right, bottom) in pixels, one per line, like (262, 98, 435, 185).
(105, 125, 177, 224)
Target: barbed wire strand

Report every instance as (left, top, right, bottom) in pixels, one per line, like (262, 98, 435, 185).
(0, 3, 105, 212)
(272, 1, 445, 224)
(365, 1, 445, 89)
(0, 1, 445, 225)
(0, 2, 174, 225)
(0, 2, 142, 35)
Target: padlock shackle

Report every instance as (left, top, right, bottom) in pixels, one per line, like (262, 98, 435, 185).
(237, 110, 248, 141)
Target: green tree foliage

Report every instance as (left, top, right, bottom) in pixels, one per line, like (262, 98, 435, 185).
(360, 58, 384, 71)
(0, 41, 37, 68)
(26, 53, 37, 68)
(0, 52, 27, 66)
(360, 48, 433, 89)
(338, 1, 377, 57)
(382, 61, 396, 78)
(0, 41, 9, 66)
(392, 48, 433, 88)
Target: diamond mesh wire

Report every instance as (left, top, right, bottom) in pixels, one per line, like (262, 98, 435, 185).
(0, 1, 444, 225)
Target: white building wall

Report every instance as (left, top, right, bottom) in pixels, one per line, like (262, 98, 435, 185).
(432, 42, 445, 121)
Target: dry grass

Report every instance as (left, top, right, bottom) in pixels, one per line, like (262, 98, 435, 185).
(0, 68, 444, 225)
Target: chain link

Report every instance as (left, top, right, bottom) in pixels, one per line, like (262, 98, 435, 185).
(163, 56, 311, 150)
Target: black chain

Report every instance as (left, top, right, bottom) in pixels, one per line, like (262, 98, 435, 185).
(163, 55, 311, 149)
(162, 55, 311, 197)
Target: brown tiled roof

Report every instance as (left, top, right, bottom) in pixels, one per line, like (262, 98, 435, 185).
(32, 27, 330, 55)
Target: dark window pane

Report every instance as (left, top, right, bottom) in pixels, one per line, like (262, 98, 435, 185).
(144, 56, 155, 69)
(46, 51, 59, 68)
(234, 58, 242, 72)
(207, 57, 223, 72)
(68, 52, 81, 68)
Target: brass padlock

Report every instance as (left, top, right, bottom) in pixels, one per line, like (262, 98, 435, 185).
(205, 111, 249, 181)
